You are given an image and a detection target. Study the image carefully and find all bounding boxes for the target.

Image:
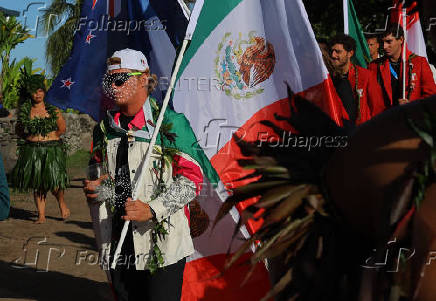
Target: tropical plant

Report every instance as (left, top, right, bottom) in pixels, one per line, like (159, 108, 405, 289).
(2, 57, 43, 109)
(213, 86, 353, 300)
(41, 0, 83, 77)
(0, 12, 33, 100)
(214, 88, 436, 299)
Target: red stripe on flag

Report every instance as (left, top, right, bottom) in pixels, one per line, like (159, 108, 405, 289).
(182, 253, 271, 301)
(211, 79, 345, 234)
(299, 77, 346, 126)
(211, 97, 292, 186)
(210, 80, 345, 188)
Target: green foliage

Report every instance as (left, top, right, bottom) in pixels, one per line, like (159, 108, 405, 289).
(0, 12, 33, 105)
(64, 108, 80, 113)
(41, 0, 83, 76)
(214, 87, 351, 300)
(148, 220, 168, 274)
(12, 140, 68, 192)
(2, 57, 43, 109)
(2, 58, 28, 109)
(0, 12, 33, 63)
(18, 102, 58, 137)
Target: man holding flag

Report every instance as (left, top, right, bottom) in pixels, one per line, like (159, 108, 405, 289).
(56, 0, 271, 299)
(369, 25, 436, 107)
(83, 49, 217, 300)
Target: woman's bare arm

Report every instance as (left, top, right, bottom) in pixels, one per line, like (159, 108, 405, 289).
(55, 108, 66, 137)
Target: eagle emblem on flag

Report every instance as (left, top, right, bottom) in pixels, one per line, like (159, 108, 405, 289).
(215, 31, 275, 100)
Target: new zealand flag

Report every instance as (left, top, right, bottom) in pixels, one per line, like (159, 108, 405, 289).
(45, 0, 189, 120)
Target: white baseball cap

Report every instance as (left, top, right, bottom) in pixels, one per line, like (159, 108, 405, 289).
(107, 48, 149, 72)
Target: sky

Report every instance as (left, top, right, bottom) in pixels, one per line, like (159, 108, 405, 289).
(1, 0, 61, 76)
(1, 0, 195, 77)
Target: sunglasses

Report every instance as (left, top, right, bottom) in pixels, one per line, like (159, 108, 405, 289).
(103, 72, 143, 87)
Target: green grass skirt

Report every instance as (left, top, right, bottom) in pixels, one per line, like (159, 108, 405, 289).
(11, 140, 68, 192)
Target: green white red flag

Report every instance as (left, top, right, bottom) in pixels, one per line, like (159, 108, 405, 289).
(390, 0, 428, 58)
(174, 0, 346, 299)
(343, 0, 371, 67)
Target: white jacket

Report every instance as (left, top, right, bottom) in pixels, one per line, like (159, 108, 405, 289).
(89, 106, 200, 270)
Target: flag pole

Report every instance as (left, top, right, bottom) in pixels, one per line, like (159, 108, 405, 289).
(111, 38, 190, 269)
(111, 0, 204, 269)
(110, 0, 205, 270)
(402, 5, 407, 99)
(343, 0, 349, 34)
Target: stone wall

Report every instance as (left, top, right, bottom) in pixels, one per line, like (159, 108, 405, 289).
(63, 113, 97, 155)
(0, 111, 96, 174)
(0, 111, 18, 174)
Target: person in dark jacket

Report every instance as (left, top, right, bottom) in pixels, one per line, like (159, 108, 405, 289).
(0, 153, 10, 221)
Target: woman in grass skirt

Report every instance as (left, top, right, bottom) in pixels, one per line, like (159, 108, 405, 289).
(11, 72, 69, 223)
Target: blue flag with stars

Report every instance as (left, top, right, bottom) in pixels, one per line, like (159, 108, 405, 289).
(46, 0, 189, 120)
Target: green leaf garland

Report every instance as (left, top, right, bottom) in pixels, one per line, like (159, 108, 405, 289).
(18, 101, 58, 137)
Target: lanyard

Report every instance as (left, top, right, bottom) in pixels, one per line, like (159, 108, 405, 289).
(107, 97, 155, 140)
(389, 62, 399, 80)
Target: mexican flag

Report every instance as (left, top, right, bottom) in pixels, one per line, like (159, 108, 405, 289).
(390, 0, 428, 59)
(343, 0, 371, 67)
(174, 0, 346, 299)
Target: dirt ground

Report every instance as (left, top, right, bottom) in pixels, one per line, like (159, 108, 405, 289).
(0, 167, 113, 301)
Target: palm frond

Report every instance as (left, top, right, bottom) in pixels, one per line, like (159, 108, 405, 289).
(214, 85, 349, 300)
(41, 0, 78, 34)
(45, 21, 75, 75)
(42, 0, 83, 76)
